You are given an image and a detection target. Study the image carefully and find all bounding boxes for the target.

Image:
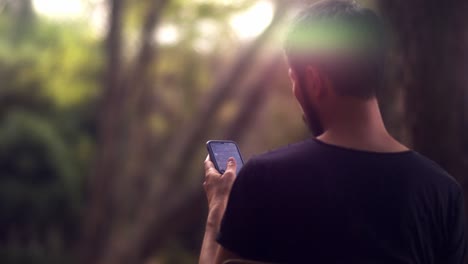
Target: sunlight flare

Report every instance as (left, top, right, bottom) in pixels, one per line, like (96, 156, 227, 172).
(33, 0, 85, 19)
(229, 0, 274, 40)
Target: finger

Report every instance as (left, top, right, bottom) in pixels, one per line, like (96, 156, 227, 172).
(204, 158, 215, 171)
(223, 157, 237, 178)
(204, 159, 221, 179)
(206, 167, 220, 178)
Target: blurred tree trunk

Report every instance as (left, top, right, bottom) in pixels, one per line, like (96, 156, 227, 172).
(379, 0, 468, 181)
(80, 0, 171, 263)
(7, 0, 35, 42)
(378, 0, 468, 217)
(80, 0, 125, 262)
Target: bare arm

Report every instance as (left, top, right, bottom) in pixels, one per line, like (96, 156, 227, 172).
(199, 157, 241, 264)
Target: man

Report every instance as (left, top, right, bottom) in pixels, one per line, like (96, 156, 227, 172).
(199, 0, 467, 263)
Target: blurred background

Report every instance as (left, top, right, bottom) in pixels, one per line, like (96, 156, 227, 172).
(0, 0, 466, 263)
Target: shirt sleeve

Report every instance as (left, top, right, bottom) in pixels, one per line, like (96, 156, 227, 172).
(444, 188, 467, 264)
(216, 158, 265, 259)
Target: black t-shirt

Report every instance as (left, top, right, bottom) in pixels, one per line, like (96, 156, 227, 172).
(217, 138, 467, 264)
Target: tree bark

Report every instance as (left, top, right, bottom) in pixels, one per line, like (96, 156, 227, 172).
(378, 0, 468, 241)
(80, 0, 172, 263)
(79, 0, 125, 262)
(378, 0, 468, 183)
(93, 1, 172, 264)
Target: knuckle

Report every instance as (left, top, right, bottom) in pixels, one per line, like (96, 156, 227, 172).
(208, 168, 220, 175)
(224, 171, 235, 178)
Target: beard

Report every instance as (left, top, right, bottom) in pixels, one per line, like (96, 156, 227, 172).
(302, 107, 324, 137)
(296, 74, 325, 137)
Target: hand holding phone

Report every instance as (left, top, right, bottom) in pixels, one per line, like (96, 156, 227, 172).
(206, 140, 244, 174)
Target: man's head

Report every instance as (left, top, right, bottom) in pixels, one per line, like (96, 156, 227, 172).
(283, 0, 386, 136)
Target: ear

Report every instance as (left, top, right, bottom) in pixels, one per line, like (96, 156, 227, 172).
(288, 68, 298, 96)
(288, 68, 304, 104)
(304, 66, 327, 99)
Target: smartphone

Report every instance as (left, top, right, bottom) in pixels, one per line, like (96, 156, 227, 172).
(206, 140, 244, 174)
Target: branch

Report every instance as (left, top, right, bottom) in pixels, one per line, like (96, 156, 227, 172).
(123, 0, 170, 114)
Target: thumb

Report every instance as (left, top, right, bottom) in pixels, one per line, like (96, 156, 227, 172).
(224, 157, 237, 176)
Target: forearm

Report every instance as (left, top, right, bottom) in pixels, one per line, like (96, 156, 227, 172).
(199, 204, 226, 264)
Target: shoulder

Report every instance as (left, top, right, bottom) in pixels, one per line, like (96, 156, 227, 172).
(235, 139, 320, 185)
(236, 139, 314, 174)
(408, 152, 463, 195)
(248, 138, 318, 167)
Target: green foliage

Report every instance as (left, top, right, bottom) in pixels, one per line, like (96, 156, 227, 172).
(0, 18, 103, 108)
(0, 3, 101, 263)
(0, 111, 80, 264)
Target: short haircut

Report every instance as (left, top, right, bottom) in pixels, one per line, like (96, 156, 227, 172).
(284, 0, 386, 99)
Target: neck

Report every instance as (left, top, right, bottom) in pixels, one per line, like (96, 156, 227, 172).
(317, 98, 408, 152)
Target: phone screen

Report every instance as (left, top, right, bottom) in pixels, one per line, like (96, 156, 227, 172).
(208, 141, 243, 174)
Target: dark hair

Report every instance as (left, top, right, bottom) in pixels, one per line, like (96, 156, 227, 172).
(284, 0, 386, 99)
